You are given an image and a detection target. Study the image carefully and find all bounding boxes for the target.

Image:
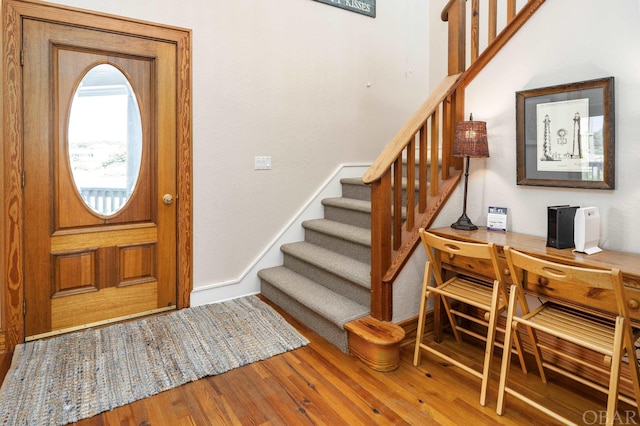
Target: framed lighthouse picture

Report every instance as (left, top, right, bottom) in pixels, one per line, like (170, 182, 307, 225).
(516, 77, 615, 189)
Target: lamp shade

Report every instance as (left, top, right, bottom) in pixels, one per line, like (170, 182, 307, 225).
(453, 117, 489, 158)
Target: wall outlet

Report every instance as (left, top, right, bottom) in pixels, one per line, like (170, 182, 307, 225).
(254, 156, 272, 170)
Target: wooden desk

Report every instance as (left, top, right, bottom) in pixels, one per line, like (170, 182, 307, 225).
(427, 226, 640, 335)
(426, 226, 640, 397)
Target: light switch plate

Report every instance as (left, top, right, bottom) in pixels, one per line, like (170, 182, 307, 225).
(254, 156, 272, 170)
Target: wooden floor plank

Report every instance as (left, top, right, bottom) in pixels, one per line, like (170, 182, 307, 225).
(1, 297, 636, 425)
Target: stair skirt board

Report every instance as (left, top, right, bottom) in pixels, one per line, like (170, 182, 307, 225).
(261, 281, 359, 353)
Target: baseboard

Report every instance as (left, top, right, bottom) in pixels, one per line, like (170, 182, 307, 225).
(190, 163, 371, 307)
(397, 313, 434, 349)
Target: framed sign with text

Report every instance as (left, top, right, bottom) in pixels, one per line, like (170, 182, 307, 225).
(516, 77, 615, 189)
(311, 0, 376, 18)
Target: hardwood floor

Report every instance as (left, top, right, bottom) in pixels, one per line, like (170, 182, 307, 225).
(2, 298, 637, 425)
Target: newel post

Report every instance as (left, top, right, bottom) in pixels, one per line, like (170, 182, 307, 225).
(369, 173, 392, 321)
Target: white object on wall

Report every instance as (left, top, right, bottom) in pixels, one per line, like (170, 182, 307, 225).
(574, 207, 602, 255)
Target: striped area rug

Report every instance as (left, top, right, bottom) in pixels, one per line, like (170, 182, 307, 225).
(0, 296, 309, 425)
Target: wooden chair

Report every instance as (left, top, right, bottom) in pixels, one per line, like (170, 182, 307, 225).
(497, 247, 640, 425)
(414, 229, 528, 407)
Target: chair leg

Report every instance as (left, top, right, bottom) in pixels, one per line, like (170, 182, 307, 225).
(511, 328, 528, 374)
(496, 285, 519, 416)
(605, 318, 625, 426)
(413, 264, 431, 366)
(524, 323, 547, 384)
(500, 285, 528, 375)
(514, 284, 545, 381)
(480, 282, 501, 407)
(623, 327, 640, 414)
(441, 296, 463, 344)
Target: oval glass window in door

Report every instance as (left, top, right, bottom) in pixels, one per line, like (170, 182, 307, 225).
(68, 63, 143, 216)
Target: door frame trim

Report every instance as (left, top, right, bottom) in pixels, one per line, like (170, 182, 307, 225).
(1, 0, 193, 351)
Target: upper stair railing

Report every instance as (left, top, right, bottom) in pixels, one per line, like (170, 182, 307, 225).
(363, 0, 546, 321)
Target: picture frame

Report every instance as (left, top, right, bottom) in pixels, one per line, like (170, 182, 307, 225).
(516, 77, 615, 189)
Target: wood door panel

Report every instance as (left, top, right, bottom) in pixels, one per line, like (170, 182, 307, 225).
(50, 282, 159, 332)
(51, 224, 158, 251)
(119, 243, 157, 286)
(53, 250, 98, 297)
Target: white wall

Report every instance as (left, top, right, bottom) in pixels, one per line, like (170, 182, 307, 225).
(463, 0, 640, 253)
(47, 0, 434, 299)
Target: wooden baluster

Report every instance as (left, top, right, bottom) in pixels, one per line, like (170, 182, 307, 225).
(442, 98, 452, 179)
(488, 0, 497, 42)
(419, 122, 428, 213)
(430, 107, 440, 196)
(445, 0, 466, 75)
(449, 89, 465, 171)
(507, 0, 516, 23)
(406, 138, 416, 232)
(393, 157, 403, 250)
(369, 173, 392, 321)
(471, 0, 480, 63)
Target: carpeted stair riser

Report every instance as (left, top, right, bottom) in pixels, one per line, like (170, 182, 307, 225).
(339, 177, 371, 202)
(281, 244, 370, 307)
(302, 220, 371, 264)
(322, 197, 372, 229)
(260, 281, 350, 352)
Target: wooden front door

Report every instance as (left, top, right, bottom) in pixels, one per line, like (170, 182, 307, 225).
(22, 18, 179, 339)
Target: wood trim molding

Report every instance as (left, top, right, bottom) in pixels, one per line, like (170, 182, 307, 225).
(397, 313, 434, 349)
(1, 0, 192, 351)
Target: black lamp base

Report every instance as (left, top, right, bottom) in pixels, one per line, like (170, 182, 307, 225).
(451, 213, 478, 231)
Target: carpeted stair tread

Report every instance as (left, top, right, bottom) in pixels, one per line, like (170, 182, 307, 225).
(281, 241, 370, 289)
(322, 196, 406, 217)
(321, 197, 371, 213)
(302, 219, 371, 246)
(340, 177, 366, 186)
(258, 266, 369, 327)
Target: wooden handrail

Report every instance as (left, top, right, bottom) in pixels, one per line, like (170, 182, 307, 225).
(441, 0, 460, 21)
(366, 0, 546, 321)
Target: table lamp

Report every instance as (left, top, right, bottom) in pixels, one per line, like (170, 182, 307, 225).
(451, 114, 489, 230)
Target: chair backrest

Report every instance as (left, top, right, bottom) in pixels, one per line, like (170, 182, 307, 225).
(419, 229, 505, 285)
(504, 246, 630, 320)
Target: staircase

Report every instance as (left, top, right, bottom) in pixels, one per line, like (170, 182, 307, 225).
(261, 0, 547, 366)
(258, 177, 374, 353)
